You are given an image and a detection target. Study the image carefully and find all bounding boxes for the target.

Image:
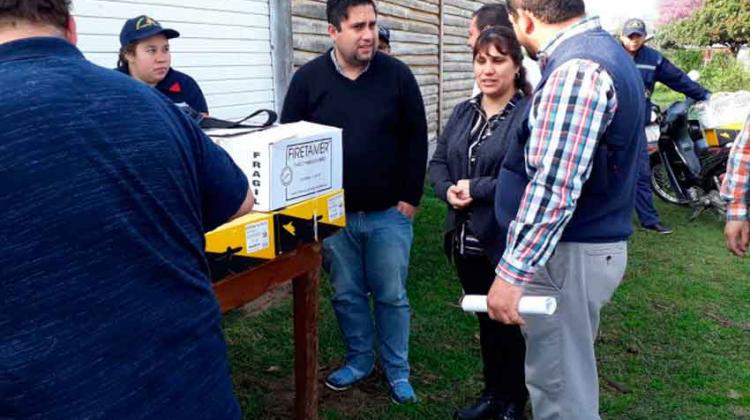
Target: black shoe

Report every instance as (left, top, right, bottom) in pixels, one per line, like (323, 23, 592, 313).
(642, 223, 673, 234)
(454, 393, 503, 420)
(499, 401, 526, 420)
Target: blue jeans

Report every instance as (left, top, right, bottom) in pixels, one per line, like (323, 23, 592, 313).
(635, 138, 662, 227)
(322, 207, 414, 384)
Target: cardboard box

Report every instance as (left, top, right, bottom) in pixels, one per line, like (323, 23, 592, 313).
(205, 189, 346, 282)
(207, 122, 343, 212)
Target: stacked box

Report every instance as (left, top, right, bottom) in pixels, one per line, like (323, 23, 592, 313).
(206, 121, 343, 212)
(205, 189, 346, 282)
(704, 123, 743, 147)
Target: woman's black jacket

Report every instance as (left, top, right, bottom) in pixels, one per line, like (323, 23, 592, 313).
(428, 95, 529, 266)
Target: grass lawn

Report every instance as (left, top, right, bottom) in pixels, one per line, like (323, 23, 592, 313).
(222, 184, 750, 419)
(651, 85, 686, 110)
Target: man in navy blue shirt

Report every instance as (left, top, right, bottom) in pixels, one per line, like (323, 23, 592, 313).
(621, 18, 712, 235)
(116, 15, 209, 116)
(0, 1, 253, 418)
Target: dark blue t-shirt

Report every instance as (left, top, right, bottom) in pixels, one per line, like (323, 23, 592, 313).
(0, 37, 246, 419)
(116, 66, 209, 114)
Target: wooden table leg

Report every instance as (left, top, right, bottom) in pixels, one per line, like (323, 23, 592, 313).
(293, 259, 320, 419)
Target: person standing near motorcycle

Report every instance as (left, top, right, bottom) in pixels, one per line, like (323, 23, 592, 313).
(620, 18, 712, 235)
(721, 114, 750, 257)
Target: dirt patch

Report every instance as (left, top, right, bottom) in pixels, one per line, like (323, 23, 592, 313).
(731, 406, 750, 419)
(239, 283, 293, 317)
(704, 310, 750, 332)
(317, 366, 392, 417)
(248, 365, 391, 419)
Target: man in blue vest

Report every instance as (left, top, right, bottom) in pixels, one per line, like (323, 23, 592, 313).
(621, 18, 712, 235)
(488, 1, 645, 418)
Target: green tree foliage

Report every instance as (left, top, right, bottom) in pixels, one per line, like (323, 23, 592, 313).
(662, 49, 750, 92)
(658, 0, 750, 55)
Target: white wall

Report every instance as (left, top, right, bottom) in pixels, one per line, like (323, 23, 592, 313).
(73, 0, 276, 120)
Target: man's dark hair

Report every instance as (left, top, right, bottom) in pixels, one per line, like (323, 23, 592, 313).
(473, 3, 512, 31)
(326, 0, 377, 31)
(506, 0, 585, 24)
(0, 0, 71, 30)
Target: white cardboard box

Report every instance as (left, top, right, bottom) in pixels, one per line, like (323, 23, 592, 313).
(207, 121, 343, 212)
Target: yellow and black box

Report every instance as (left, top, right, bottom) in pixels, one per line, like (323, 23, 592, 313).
(704, 122, 743, 147)
(205, 189, 346, 281)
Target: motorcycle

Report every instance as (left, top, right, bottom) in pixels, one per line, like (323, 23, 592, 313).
(648, 98, 735, 220)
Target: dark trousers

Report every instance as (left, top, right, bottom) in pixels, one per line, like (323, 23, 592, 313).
(454, 251, 528, 404)
(635, 139, 661, 227)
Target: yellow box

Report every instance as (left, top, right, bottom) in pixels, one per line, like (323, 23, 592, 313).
(704, 122, 743, 147)
(205, 189, 345, 281)
(274, 188, 345, 255)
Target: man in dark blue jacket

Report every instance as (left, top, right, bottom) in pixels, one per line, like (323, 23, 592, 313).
(621, 18, 712, 234)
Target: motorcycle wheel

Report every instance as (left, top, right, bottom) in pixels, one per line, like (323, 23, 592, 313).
(651, 162, 690, 205)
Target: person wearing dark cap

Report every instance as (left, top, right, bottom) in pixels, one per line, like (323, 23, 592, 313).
(116, 15, 208, 116)
(378, 24, 391, 55)
(620, 18, 711, 235)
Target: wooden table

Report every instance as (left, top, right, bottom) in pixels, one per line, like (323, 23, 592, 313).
(212, 243, 322, 420)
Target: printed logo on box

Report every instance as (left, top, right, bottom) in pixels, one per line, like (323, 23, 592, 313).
(280, 166, 293, 186)
(284, 138, 333, 201)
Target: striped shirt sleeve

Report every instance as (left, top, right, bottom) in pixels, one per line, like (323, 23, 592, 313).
(495, 59, 618, 286)
(721, 115, 750, 221)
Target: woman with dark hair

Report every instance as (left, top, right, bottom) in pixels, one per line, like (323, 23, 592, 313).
(115, 15, 208, 117)
(429, 27, 530, 420)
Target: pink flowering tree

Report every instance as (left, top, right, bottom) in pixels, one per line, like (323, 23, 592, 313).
(657, 0, 703, 26)
(658, 0, 750, 55)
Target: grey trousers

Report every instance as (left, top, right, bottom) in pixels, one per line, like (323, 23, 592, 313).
(521, 241, 628, 420)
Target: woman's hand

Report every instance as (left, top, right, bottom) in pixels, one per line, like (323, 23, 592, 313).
(447, 183, 473, 210)
(455, 179, 471, 200)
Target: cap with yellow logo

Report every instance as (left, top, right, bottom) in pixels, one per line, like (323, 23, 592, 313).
(622, 18, 647, 37)
(119, 15, 180, 47)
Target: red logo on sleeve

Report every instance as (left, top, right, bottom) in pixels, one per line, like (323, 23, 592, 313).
(169, 82, 182, 93)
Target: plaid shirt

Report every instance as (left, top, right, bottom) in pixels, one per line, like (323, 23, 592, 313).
(495, 17, 619, 286)
(721, 114, 750, 221)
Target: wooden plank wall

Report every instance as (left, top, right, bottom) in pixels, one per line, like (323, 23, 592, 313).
(291, 0, 492, 149)
(441, 0, 492, 128)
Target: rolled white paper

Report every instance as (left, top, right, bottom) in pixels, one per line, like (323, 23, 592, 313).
(460, 295, 557, 316)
